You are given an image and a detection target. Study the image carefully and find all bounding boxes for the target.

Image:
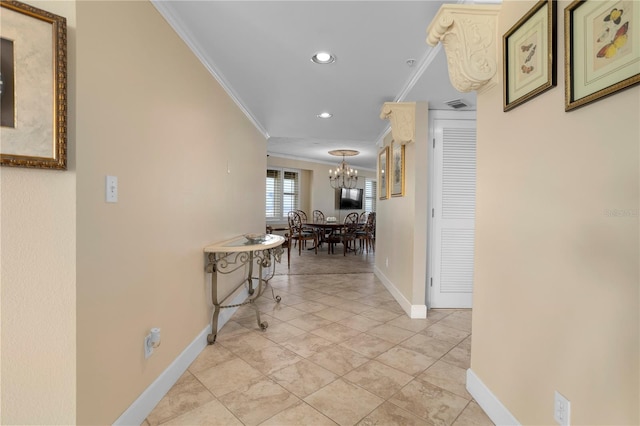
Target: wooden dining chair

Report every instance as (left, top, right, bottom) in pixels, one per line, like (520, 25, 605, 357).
(295, 209, 316, 235)
(313, 210, 325, 223)
(358, 211, 369, 225)
(288, 211, 318, 255)
(340, 212, 360, 256)
(356, 211, 376, 253)
(294, 209, 310, 227)
(312, 210, 331, 246)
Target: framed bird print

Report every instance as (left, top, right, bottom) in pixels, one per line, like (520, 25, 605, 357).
(390, 141, 405, 197)
(378, 146, 388, 200)
(503, 0, 557, 111)
(565, 0, 640, 111)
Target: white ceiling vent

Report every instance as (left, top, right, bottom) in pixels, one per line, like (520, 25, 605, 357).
(444, 99, 469, 109)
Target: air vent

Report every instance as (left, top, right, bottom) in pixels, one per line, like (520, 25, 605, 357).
(444, 99, 469, 109)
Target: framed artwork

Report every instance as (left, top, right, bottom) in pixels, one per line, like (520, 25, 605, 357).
(378, 146, 388, 200)
(565, 0, 640, 111)
(503, 0, 557, 111)
(0, 0, 67, 169)
(390, 141, 405, 197)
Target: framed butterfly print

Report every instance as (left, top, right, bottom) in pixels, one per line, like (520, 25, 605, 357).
(565, 0, 640, 111)
(503, 0, 557, 112)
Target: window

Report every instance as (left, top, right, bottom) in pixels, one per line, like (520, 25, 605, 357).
(266, 168, 300, 222)
(365, 179, 377, 212)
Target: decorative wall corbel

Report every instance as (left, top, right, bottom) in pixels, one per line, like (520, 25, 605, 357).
(379, 102, 415, 145)
(426, 4, 500, 93)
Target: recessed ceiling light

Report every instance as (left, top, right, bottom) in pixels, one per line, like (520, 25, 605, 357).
(311, 52, 336, 64)
(317, 112, 333, 119)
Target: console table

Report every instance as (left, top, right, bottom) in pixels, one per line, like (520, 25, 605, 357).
(204, 234, 285, 344)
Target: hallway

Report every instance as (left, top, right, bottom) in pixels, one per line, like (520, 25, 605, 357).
(144, 246, 492, 425)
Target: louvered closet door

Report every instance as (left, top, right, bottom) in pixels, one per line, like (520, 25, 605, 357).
(430, 119, 476, 308)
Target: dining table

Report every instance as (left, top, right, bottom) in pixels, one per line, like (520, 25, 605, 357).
(306, 221, 358, 254)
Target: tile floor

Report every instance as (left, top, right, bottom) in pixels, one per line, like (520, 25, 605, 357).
(144, 243, 493, 426)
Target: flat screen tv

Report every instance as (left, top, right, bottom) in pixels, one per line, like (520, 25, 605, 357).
(337, 188, 363, 210)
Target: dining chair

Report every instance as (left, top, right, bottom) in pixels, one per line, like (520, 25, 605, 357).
(295, 209, 316, 234)
(358, 211, 369, 224)
(356, 211, 376, 253)
(288, 210, 318, 255)
(287, 211, 304, 250)
(340, 212, 360, 256)
(295, 209, 309, 224)
(312, 210, 331, 246)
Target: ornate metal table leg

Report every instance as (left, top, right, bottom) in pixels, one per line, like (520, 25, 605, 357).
(251, 298, 267, 330)
(267, 247, 283, 303)
(253, 261, 268, 330)
(247, 251, 255, 295)
(207, 258, 220, 344)
(208, 304, 220, 344)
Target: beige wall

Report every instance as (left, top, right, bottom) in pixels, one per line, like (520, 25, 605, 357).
(267, 155, 376, 226)
(75, 1, 266, 423)
(374, 103, 428, 312)
(0, 1, 77, 423)
(4, 0, 637, 423)
(473, 1, 639, 424)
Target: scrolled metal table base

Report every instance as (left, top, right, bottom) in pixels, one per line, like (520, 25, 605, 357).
(205, 246, 283, 344)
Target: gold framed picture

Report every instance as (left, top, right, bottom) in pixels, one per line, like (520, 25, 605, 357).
(503, 0, 557, 111)
(0, 0, 67, 169)
(565, 0, 640, 111)
(378, 146, 388, 200)
(390, 141, 405, 197)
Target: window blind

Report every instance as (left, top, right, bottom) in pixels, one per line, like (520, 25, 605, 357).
(266, 168, 300, 221)
(365, 179, 377, 212)
(283, 171, 299, 214)
(266, 169, 281, 219)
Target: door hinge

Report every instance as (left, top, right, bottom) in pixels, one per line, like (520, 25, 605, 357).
(432, 208, 434, 218)
(433, 138, 435, 148)
(430, 278, 433, 287)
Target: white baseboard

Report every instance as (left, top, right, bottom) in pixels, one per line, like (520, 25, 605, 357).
(411, 304, 427, 318)
(466, 368, 520, 426)
(113, 289, 248, 426)
(374, 266, 427, 319)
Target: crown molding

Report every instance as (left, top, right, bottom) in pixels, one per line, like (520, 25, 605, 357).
(426, 4, 501, 93)
(396, 43, 443, 102)
(151, 1, 270, 139)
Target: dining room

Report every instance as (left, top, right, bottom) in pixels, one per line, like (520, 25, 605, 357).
(266, 151, 379, 262)
(266, 102, 430, 326)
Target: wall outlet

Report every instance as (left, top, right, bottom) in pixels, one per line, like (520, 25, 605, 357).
(554, 391, 571, 426)
(144, 334, 154, 358)
(144, 328, 161, 359)
(106, 175, 118, 203)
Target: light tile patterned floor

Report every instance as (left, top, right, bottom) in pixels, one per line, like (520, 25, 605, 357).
(144, 244, 493, 426)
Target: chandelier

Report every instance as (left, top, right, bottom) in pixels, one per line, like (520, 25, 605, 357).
(328, 149, 359, 189)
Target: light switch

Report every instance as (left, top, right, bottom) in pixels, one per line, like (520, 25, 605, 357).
(106, 175, 118, 203)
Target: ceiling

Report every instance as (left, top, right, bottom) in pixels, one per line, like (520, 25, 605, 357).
(152, 1, 478, 171)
